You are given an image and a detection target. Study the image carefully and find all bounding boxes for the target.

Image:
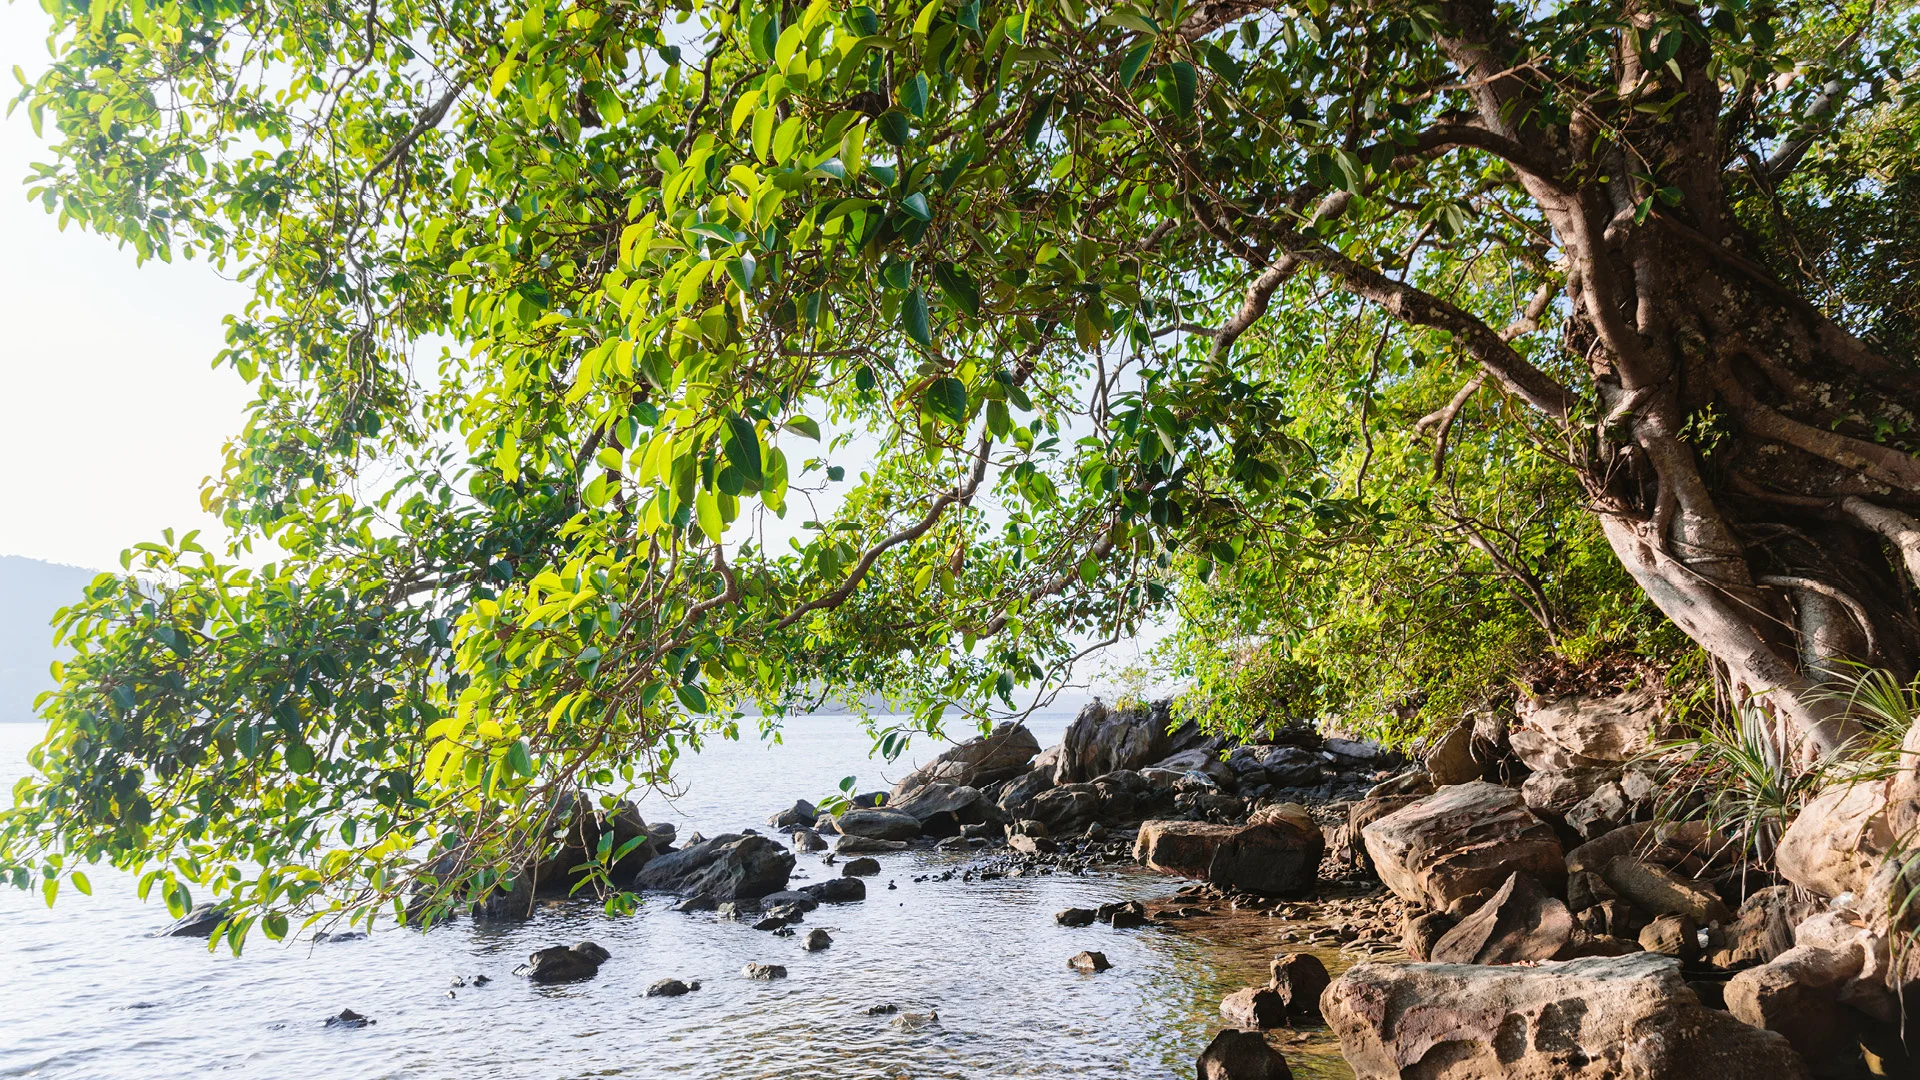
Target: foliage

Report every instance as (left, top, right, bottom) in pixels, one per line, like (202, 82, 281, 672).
(1, 0, 1914, 939)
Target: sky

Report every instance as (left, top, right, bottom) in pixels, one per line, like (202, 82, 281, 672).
(0, 3, 254, 573)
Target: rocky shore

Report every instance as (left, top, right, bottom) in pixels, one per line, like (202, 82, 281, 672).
(176, 693, 1920, 1077)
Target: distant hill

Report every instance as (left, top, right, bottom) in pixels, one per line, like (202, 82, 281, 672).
(0, 556, 103, 722)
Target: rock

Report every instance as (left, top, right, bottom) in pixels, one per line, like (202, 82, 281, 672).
(1510, 688, 1661, 771)
(891, 1010, 939, 1031)
(1360, 781, 1565, 909)
(768, 799, 819, 829)
(1324, 736, 1394, 765)
(1776, 774, 1895, 899)
(742, 962, 788, 980)
(515, 942, 611, 983)
(890, 782, 1005, 837)
(1057, 700, 1173, 783)
(1601, 858, 1732, 924)
(1564, 821, 1654, 874)
(324, 1008, 373, 1028)
(1221, 986, 1289, 1029)
(1726, 942, 1866, 1061)
(1368, 771, 1436, 798)
(1429, 872, 1573, 965)
(864, 1003, 899, 1015)
(1325, 953, 1810, 1079)
(1401, 911, 1457, 961)
(1575, 899, 1640, 940)
(1025, 783, 1105, 834)
(154, 903, 229, 938)
(752, 915, 791, 931)
(1424, 721, 1480, 786)
(995, 766, 1058, 819)
(892, 721, 1043, 797)
(801, 929, 832, 951)
(758, 890, 819, 911)
(790, 828, 829, 853)
(833, 808, 924, 841)
(1068, 950, 1112, 972)
(935, 835, 971, 851)
(1009, 833, 1057, 855)
(1638, 914, 1700, 961)
(1231, 745, 1324, 788)
(646, 978, 694, 997)
(1134, 813, 1324, 897)
(1197, 1029, 1295, 1080)
(1709, 886, 1818, 968)
(841, 857, 882, 877)
(1268, 953, 1330, 1015)
(1520, 765, 1620, 818)
(1146, 748, 1237, 789)
(801, 877, 866, 903)
(1565, 870, 1617, 912)
(833, 835, 908, 855)
(632, 833, 794, 900)
(1056, 907, 1097, 927)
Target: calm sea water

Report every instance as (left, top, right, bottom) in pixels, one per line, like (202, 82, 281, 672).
(0, 718, 1355, 1080)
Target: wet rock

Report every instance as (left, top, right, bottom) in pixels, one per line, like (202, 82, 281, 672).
(324, 1008, 374, 1028)
(801, 929, 832, 951)
(789, 828, 829, 853)
(1776, 774, 1895, 899)
(312, 931, 367, 943)
(995, 766, 1058, 819)
(1056, 907, 1097, 927)
(633, 833, 794, 900)
(1268, 953, 1330, 1016)
(1102, 900, 1150, 929)
(1510, 688, 1661, 771)
(1068, 950, 1112, 972)
(1197, 1029, 1295, 1080)
(833, 834, 908, 855)
(1423, 721, 1480, 786)
(891, 1010, 939, 1031)
(1221, 986, 1289, 1029)
(153, 903, 229, 939)
(758, 890, 819, 911)
(864, 1003, 899, 1015)
(1026, 783, 1104, 834)
(1056, 700, 1172, 783)
(1429, 872, 1573, 965)
(1359, 781, 1564, 909)
(742, 962, 788, 980)
(934, 835, 972, 852)
(1602, 858, 1732, 924)
(646, 978, 696, 997)
(842, 857, 882, 877)
(892, 721, 1042, 797)
(1134, 811, 1323, 897)
(1726, 942, 1866, 1062)
(1638, 913, 1700, 961)
(768, 799, 819, 829)
(801, 877, 866, 903)
(752, 915, 790, 931)
(515, 941, 611, 983)
(1325, 953, 1809, 1079)
(891, 782, 1006, 838)
(833, 808, 924, 841)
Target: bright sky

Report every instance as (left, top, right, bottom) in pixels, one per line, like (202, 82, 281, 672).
(0, 3, 253, 573)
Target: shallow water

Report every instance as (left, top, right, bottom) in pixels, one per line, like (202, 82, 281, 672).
(0, 719, 1357, 1079)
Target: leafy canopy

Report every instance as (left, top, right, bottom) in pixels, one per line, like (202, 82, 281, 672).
(3, 0, 1912, 939)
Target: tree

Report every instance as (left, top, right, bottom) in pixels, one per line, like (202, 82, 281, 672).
(3, 0, 1914, 935)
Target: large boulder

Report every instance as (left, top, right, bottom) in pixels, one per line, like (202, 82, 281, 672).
(1424, 721, 1480, 786)
(1134, 809, 1324, 896)
(1026, 783, 1105, 834)
(832, 808, 924, 841)
(1710, 886, 1819, 968)
(1055, 700, 1172, 783)
(891, 722, 1042, 797)
(995, 766, 1057, 819)
(1776, 774, 1896, 899)
(1726, 942, 1867, 1062)
(1197, 1029, 1295, 1080)
(1360, 781, 1565, 909)
(1323, 953, 1810, 1079)
(1147, 747, 1237, 789)
(632, 834, 793, 900)
(1600, 858, 1731, 924)
(1509, 688, 1661, 772)
(1428, 872, 1573, 965)
(1230, 745, 1324, 788)
(888, 783, 1004, 837)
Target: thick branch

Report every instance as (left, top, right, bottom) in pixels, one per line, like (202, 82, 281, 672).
(1839, 497, 1920, 592)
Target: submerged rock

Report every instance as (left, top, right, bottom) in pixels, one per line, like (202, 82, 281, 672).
(633, 833, 794, 900)
(801, 928, 832, 951)
(324, 1008, 374, 1029)
(1324, 953, 1808, 1078)
(742, 962, 788, 980)
(1196, 1029, 1294, 1080)
(153, 903, 229, 939)
(841, 856, 883, 877)
(801, 877, 866, 904)
(1068, 950, 1112, 972)
(514, 941, 611, 984)
(1055, 907, 1097, 927)
(645, 978, 698, 997)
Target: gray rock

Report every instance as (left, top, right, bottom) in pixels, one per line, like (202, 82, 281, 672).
(645, 978, 695, 997)
(1056, 907, 1096, 927)
(889, 782, 1005, 837)
(995, 766, 1058, 819)
(833, 808, 924, 841)
(801, 928, 832, 951)
(801, 877, 866, 903)
(324, 1008, 374, 1029)
(1056, 701, 1172, 783)
(742, 962, 788, 980)
(841, 857, 882, 877)
(789, 828, 829, 852)
(1068, 950, 1112, 972)
(832, 834, 908, 855)
(891, 722, 1042, 797)
(153, 903, 229, 939)
(632, 833, 794, 900)
(514, 941, 611, 983)
(767, 799, 819, 829)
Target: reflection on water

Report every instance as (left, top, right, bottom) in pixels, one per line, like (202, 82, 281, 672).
(0, 719, 1355, 1079)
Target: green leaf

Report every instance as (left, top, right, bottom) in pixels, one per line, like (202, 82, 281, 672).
(724, 415, 765, 487)
(902, 288, 933, 346)
(934, 263, 981, 317)
(783, 416, 823, 440)
(263, 912, 289, 940)
(70, 871, 91, 896)
(877, 109, 912, 146)
(900, 73, 929, 117)
(924, 377, 969, 424)
(1119, 43, 1152, 88)
(1169, 61, 1197, 117)
(41, 877, 57, 907)
(676, 683, 710, 714)
(507, 739, 535, 778)
(900, 192, 932, 222)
